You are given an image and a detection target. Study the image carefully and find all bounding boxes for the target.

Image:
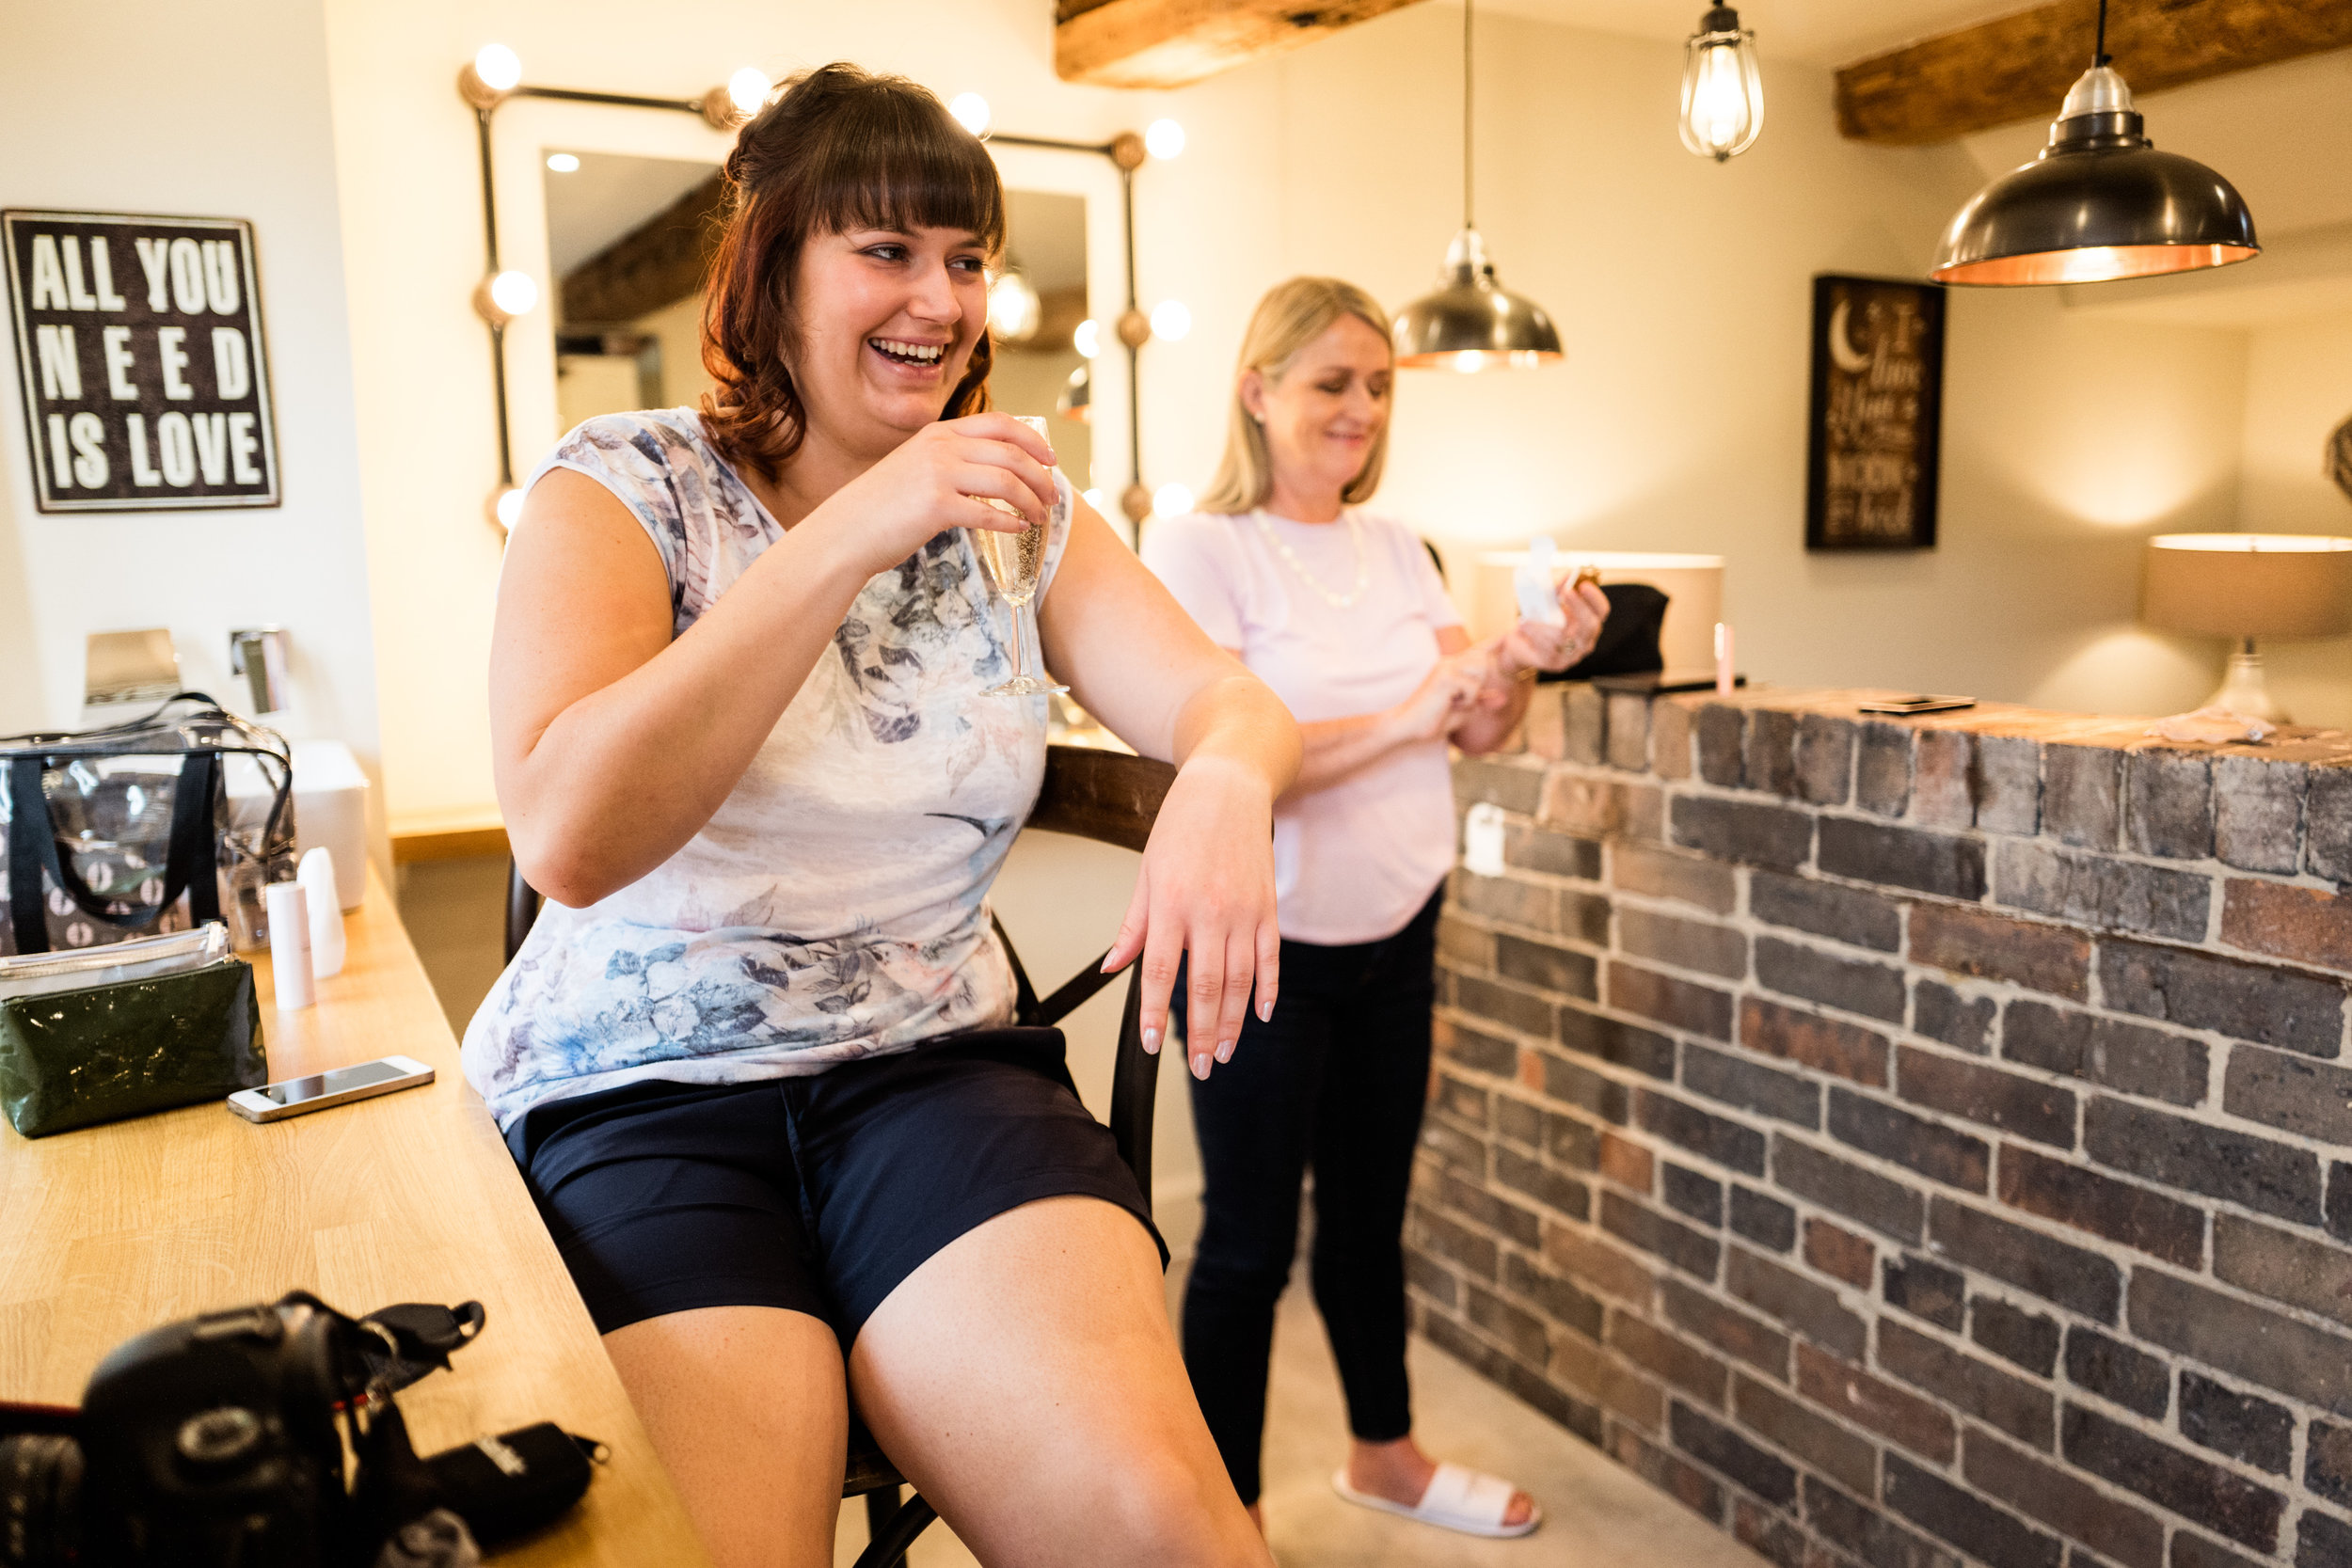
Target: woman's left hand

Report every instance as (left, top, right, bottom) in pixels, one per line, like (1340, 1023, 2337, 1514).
(1486, 578, 1610, 694)
(1100, 754, 1281, 1082)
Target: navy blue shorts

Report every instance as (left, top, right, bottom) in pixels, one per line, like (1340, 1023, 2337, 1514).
(504, 1028, 1163, 1344)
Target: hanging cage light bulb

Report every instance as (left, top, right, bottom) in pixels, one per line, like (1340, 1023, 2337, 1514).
(1678, 5, 1763, 163)
(1931, 0, 2257, 286)
(1393, 0, 1562, 371)
(987, 265, 1041, 344)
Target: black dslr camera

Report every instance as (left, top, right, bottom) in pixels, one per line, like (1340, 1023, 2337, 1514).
(0, 1291, 599, 1566)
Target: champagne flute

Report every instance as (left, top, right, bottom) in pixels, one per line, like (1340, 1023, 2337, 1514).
(975, 415, 1068, 698)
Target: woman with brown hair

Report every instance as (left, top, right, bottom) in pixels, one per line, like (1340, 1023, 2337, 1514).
(1142, 277, 1606, 1540)
(465, 65, 1295, 1568)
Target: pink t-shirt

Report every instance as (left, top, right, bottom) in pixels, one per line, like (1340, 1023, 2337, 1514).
(1142, 509, 1463, 946)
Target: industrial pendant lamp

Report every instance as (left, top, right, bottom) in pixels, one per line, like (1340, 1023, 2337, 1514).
(1679, 5, 1763, 162)
(1931, 0, 2258, 286)
(1393, 0, 1562, 371)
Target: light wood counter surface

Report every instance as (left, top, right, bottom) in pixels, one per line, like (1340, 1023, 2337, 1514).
(0, 868, 710, 1567)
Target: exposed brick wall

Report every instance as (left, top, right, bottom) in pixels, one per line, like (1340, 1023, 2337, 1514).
(1416, 686, 2352, 1568)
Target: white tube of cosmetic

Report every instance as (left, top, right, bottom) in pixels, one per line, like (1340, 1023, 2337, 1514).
(298, 847, 346, 979)
(266, 881, 314, 1010)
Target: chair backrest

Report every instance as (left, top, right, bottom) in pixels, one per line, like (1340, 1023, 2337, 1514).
(501, 744, 1176, 1200)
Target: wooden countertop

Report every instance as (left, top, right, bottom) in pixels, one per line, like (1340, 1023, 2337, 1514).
(0, 868, 710, 1567)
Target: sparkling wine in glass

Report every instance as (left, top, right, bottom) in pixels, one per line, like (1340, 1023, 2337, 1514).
(977, 416, 1068, 698)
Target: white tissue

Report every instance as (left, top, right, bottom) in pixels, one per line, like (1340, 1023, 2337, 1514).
(1515, 537, 1567, 627)
(299, 847, 347, 979)
(2147, 706, 2277, 745)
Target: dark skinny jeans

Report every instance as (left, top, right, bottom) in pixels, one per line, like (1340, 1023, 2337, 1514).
(1173, 888, 1441, 1505)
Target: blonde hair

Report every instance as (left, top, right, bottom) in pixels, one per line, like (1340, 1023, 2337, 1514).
(1199, 277, 1393, 515)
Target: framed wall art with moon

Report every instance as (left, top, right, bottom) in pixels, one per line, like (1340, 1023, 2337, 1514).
(1804, 274, 1946, 551)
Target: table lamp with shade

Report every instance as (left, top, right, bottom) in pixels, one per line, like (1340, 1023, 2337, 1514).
(2141, 534, 2352, 723)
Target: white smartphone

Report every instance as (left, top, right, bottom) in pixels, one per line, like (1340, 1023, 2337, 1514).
(229, 1055, 435, 1123)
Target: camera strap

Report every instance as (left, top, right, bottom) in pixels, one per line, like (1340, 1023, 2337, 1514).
(354, 1301, 487, 1397)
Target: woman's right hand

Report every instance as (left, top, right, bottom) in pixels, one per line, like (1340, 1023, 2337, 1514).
(801, 412, 1060, 577)
(1392, 646, 1490, 742)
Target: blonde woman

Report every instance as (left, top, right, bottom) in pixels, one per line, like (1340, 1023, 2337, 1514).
(1141, 277, 1607, 1540)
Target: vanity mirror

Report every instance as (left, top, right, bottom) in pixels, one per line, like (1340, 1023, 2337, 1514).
(543, 157, 1095, 503)
(457, 46, 1172, 538)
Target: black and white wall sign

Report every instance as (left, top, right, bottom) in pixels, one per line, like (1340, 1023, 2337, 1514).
(5, 210, 279, 513)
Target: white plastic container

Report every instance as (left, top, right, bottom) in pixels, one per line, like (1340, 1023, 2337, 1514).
(299, 847, 346, 978)
(265, 881, 314, 1010)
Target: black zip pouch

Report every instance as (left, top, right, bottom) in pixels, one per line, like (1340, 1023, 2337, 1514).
(0, 951, 264, 1136)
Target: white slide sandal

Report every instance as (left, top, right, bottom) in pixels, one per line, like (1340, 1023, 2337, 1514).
(1330, 1461, 1543, 1539)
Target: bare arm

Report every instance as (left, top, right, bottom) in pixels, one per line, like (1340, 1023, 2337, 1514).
(491, 415, 1059, 907)
(1038, 500, 1301, 1078)
(1287, 644, 1488, 793)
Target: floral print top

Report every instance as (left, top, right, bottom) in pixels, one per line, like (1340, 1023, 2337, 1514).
(462, 409, 1071, 1131)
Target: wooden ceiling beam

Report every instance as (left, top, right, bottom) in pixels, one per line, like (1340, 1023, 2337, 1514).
(560, 172, 726, 327)
(1055, 0, 1427, 89)
(1836, 0, 2352, 147)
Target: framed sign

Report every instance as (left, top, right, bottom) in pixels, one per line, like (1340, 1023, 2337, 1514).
(4, 210, 278, 513)
(1804, 274, 1944, 551)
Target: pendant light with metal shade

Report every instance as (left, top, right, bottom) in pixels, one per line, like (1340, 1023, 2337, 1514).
(1393, 0, 1563, 372)
(1930, 0, 2258, 286)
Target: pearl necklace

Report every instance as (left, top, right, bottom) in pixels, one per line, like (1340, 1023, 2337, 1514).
(1253, 510, 1368, 610)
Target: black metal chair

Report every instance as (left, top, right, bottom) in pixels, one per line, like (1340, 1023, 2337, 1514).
(503, 745, 1176, 1566)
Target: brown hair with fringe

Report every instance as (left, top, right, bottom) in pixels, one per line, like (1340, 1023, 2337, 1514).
(698, 62, 1003, 483)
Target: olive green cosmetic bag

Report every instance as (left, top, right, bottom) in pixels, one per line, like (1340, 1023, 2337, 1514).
(0, 954, 264, 1138)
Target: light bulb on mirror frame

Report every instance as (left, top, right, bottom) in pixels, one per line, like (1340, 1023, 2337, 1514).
(474, 43, 521, 90)
(1073, 319, 1100, 359)
(1150, 300, 1191, 341)
(1152, 483, 1195, 517)
(487, 484, 524, 534)
(1056, 362, 1091, 424)
(949, 93, 991, 136)
(546, 152, 580, 173)
(1678, 4, 1762, 163)
(1144, 119, 1185, 160)
(729, 67, 772, 115)
(472, 269, 539, 325)
(459, 42, 523, 107)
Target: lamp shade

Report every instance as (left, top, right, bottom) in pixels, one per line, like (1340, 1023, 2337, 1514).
(2142, 534, 2352, 641)
(1931, 66, 2258, 287)
(1393, 228, 1564, 371)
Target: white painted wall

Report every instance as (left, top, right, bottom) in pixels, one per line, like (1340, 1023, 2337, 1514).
(0, 0, 380, 835)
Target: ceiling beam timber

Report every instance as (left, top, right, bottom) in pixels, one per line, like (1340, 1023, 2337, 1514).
(1836, 0, 2352, 147)
(560, 172, 726, 327)
(1055, 0, 1427, 90)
